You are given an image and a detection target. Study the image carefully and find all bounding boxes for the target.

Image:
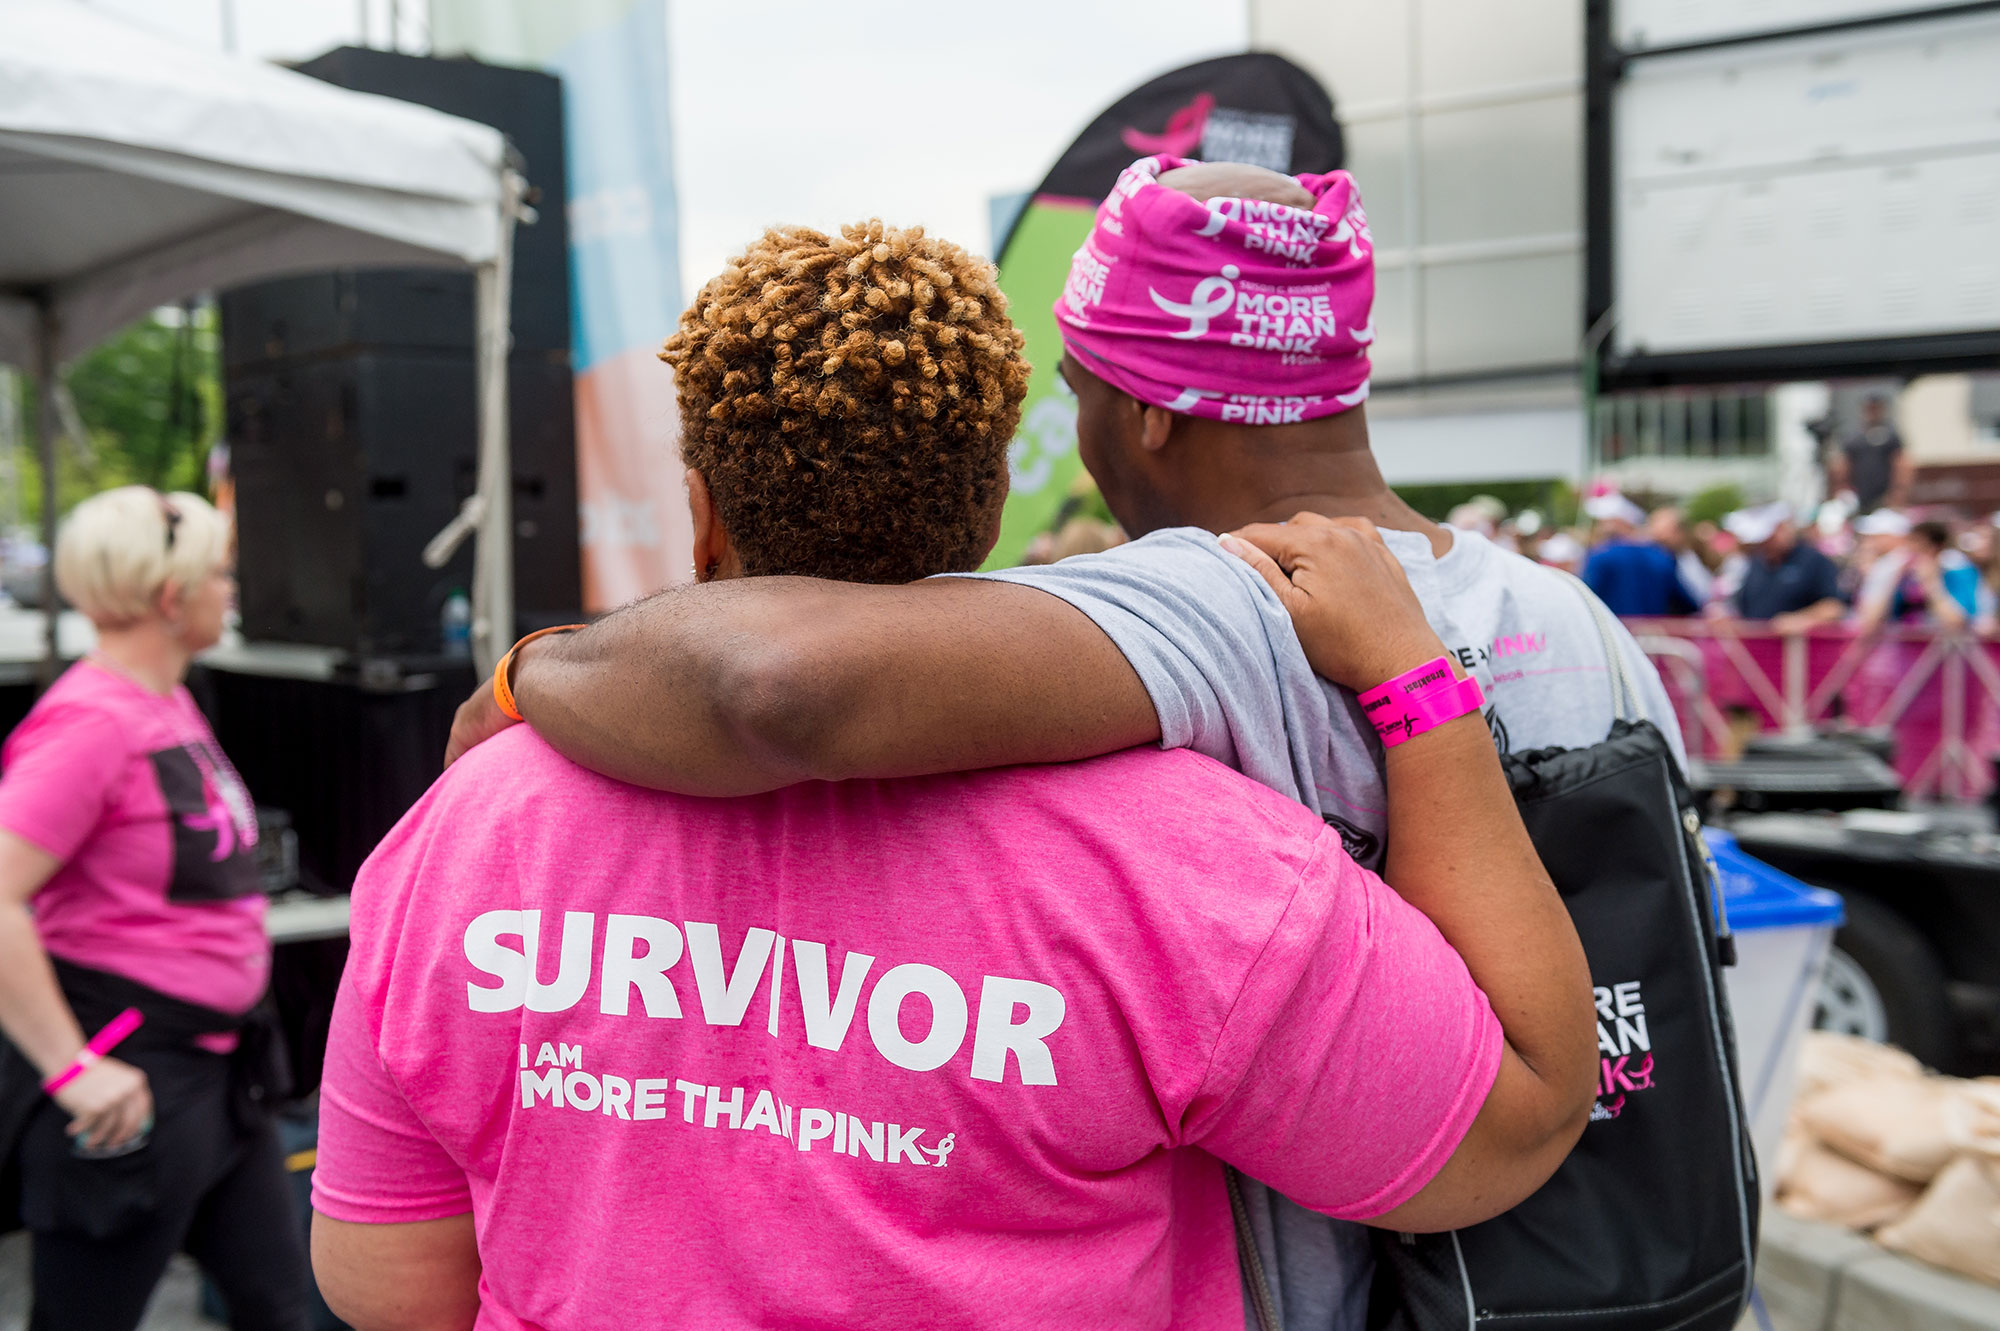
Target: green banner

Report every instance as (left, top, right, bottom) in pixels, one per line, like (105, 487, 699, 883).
(986, 199, 1097, 570)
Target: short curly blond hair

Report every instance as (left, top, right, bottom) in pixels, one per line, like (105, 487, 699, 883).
(662, 221, 1028, 583)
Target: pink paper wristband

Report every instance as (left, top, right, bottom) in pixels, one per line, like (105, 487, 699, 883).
(1357, 656, 1460, 717)
(43, 1007, 144, 1096)
(1370, 675, 1487, 748)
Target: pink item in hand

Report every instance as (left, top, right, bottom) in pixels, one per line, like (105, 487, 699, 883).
(43, 1007, 144, 1094)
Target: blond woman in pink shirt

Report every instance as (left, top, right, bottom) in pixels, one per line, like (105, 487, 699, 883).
(0, 487, 307, 1330)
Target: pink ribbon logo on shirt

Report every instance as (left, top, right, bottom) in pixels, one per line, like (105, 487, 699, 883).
(179, 802, 237, 862)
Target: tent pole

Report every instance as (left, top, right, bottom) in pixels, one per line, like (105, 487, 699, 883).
(35, 307, 58, 686)
(469, 176, 520, 676)
(0, 367, 20, 536)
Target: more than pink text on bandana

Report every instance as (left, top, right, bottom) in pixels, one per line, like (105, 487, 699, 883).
(1057, 154, 1375, 424)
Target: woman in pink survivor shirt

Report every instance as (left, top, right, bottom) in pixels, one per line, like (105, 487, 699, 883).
(311, 223, 1595, 1330)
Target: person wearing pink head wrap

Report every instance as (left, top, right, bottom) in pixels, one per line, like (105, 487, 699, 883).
(1056, 154, 1376, 425)
(463, 158, 1676, 1331)
(1043, 158, 1443, 547)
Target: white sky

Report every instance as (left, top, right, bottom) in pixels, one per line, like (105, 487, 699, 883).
(77, 0, 1250, 298)
(664, 1, 1248, 292)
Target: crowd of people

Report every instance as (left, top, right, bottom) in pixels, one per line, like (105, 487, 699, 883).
(1446, 489, 2000, 637)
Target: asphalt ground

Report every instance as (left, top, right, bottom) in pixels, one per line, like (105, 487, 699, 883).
(0, 1231, 225, 1330)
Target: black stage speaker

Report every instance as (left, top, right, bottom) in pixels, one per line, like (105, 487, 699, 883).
(229, 350, 577, 653)
(221, 50, 580, 655)
(227, 47, 570, 360)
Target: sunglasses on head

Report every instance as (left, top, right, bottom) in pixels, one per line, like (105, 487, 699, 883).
(156, 493, 180, 552)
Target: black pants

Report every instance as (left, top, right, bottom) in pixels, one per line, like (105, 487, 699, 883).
(18, 1046, 310, 1331)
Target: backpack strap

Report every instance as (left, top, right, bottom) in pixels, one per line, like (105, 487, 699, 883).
(1226, 1167, 1281, 1331)
(1555, 569, 1648, 725)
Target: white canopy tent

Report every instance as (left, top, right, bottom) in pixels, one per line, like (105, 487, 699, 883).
(0, 1, 528, 672)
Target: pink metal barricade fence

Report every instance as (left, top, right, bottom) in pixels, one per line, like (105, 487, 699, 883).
(1624, 619, 2000, 804)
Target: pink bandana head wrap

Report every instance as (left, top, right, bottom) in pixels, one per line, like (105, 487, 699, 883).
(1055, 154, 1375, 424)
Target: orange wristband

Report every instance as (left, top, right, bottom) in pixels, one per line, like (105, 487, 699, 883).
(493, 625, 586, 722)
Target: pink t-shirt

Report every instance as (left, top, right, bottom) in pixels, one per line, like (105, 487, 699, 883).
(0, 660, 268, 1016)
(314, 728, 1501, 1331)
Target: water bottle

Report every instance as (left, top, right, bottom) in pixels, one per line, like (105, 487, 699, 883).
(441, 590, 472, 660)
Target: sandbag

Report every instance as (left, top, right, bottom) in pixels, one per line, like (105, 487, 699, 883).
(1953, 1081, 2000, 1161)
(1776, 1120, 1809, 1188)
(1800, 1077, 2000, 1184)
(1776, 1138, 1921, 1231)
(1877, 1155, 2000, 1287)
(1794, 1032, 1923, 1099)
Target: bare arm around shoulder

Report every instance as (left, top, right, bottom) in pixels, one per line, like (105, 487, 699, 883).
(1226, 516, 1598, 1232)
(312, 1213, 480, 1331)
(505, 577, 1159, 795)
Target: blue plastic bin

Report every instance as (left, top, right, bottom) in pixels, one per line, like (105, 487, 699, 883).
(1704, 827, 1845, 1207)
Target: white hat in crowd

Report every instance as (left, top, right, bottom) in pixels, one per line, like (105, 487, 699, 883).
(1723, 501, 1792, 546)
(1853, 509, 1912, 538)
(1815, 494, 1855, 539)
(1583, 493, 1646, 526)
(1538, 531, 1585, 568)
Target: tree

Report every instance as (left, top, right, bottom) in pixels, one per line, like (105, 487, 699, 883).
(12, 302, 220, 527)
(1684, 484, 1745, 529)
(1394, 479, 1579, 527)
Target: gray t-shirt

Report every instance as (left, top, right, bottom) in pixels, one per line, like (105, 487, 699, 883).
(970, 524, 1682, 1331)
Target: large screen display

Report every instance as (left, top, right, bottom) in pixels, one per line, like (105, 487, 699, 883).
(1608, 8, 2000, 368)
(1614, 0, 1953, 52)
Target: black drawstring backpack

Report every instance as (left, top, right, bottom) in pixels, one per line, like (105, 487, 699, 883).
(1369, 580, 1757, 1331)
(1238, 579, 1759, 1331)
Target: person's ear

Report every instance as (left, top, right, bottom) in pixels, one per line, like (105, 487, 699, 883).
(1138, 404, 1178, 453)
(685, 468, 735, 583)
(155, 579, 185, 635)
